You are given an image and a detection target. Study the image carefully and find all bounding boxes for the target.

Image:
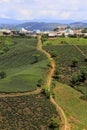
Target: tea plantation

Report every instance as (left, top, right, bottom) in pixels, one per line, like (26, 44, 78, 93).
(0, 36, 49, 92)
(0, 94, 58, 130)
(43, 38, 87, 130)
(43, 44, 87, 95)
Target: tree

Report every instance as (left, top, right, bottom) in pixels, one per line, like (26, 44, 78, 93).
(81, 95, 87, 101)
(0, 71, 6, 79)
(71, 57, 79, 67)
(51, 50, 57, 57)
(41, 34, 48, 43)
(33, 54, 40, 63)
(37, 79, 43, 87)
(80, 66, 87, 81)
(71, 72, 82, 86)
(53, 69, 60, 80)
(53, 28, 59, 32)
(49, 117, 59, 129)
(41, 87, 51, 99)
(81, 28, 87, 33)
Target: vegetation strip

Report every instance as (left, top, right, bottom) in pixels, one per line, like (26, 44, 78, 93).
(0, 88, 41, 98)
(74, 45, 87, 58)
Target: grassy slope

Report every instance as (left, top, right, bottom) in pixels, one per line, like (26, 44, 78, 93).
(53, 83, 87, 130)
(0, 37, 49, 92)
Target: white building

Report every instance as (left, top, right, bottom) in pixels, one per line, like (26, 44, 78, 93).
(64, 28, 74, 37)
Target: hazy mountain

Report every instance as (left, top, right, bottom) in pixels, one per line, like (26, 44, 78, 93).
(15, 22, 66, 31)
(16, 22, 87, 31)
(0, 18, 87, 31)
(70, 22, 87, 28)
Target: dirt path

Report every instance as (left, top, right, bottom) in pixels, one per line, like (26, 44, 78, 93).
(37, 36, 71, 130)
(37, 36, 55, 89)
(74, 45, 87, 57)
(0, 88, 41, 98)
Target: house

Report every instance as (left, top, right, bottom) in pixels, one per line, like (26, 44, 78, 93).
(64, 28, 74, 37)
(0, 29, 11, 36)
(56, 25, 67, 31)
(48, 32, 58, 38)
(19, 28, 29, 34)
(73, 29, 82, 34)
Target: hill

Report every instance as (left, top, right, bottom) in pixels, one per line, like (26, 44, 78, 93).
(43, 37, 87, 129)
(0, 19, 87, 31)
(15, 22, 87, 31)
(15, 22, 64, 31)
(70, 22, 87, 28)
(0, 36, 49, 92)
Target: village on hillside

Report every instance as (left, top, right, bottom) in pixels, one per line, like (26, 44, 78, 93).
(0, 25, 87, 38)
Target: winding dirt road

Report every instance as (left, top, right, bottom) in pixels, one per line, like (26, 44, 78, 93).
(37, 36, 55, 89)
(37, 35, 71, 130)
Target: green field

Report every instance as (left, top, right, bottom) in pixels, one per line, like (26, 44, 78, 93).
(43, 37, 87, 45)
(0, 37, 49, 92)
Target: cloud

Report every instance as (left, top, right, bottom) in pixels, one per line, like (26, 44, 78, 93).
(0, 0, 87, 20)
(0, 0, 10, 4)
(15, 9, 33, 20)
(0, 14, 10, 19)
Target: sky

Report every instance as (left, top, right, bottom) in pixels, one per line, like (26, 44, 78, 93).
(0, 0, 87, 20)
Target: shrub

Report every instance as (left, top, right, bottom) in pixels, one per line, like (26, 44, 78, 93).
(81, 95, 87, 101)
(33, 54, 40, 63)
(0, 71, 6, 79)
(60, 41, 68, 44)
(71, 72, 82, 86)
(49, 117, 59, 129)
(37, 79, 44, 87)
(41, 87, 51, 99)
(80, 66, 87, 81)
(51, 51, 57, 57)
(41, 34, 48, 43)
(71, 57, 79, 67)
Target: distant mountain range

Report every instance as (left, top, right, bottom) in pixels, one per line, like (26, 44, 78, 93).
(15, 22, 87, 31)
(0, 18, 87, 31)
(69, 22, 87, 28)
(15, 22, 66, 31)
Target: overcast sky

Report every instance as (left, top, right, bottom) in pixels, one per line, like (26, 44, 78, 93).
(0, 0, 87, 20)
